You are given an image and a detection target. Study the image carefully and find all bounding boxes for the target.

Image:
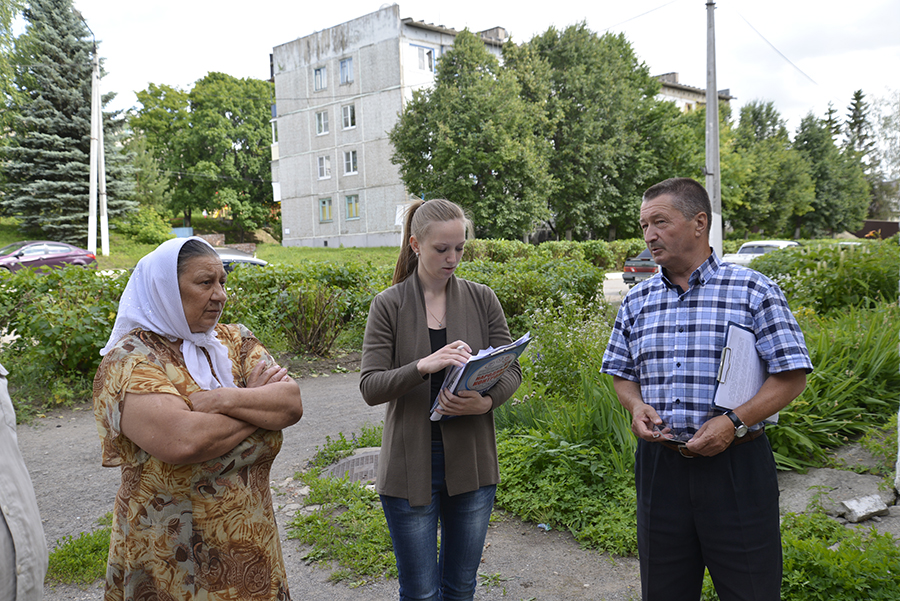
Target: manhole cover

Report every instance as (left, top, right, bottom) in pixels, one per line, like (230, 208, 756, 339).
(321, 447, 380, 483)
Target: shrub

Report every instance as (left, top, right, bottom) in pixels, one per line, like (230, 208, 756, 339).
(535, 240, 585, 261)
(608, 238, 647, 270)
(495, 429, 637, 555)
(222, 261, 386, 355)
(0, 266, 128, 379)
(278, 281, 353, 357)
(767, 303, 900, 470)
(579, 239, 616, 270)
(750, 240, 899, 314)
(456, 255, 606, 338)
(112, 205, 175, 245)
(462, 238, 533, 262)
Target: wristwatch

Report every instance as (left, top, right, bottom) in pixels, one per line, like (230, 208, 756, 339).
(724, 410, 748, 438)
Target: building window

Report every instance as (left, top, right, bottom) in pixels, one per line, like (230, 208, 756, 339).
(418, 47, 434, 71)
(345, 195, 359, 220)
(315, 110, 329, 135)
(319, 197, 333, 222)
(317, 155, 331, 179)
(314, 66, 327, 91)
(342, 104, 356, 129)
(340, 58, 353, 84)
(343, 150, 357, 174)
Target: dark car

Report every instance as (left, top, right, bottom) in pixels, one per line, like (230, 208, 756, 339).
(0, 241, 97, 272)
(214, 247, 268, 273)
(622, 248, 658, 286)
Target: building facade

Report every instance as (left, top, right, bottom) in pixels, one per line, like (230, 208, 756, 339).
(270, 5, 505, 247)
(656, 72, 734, 111)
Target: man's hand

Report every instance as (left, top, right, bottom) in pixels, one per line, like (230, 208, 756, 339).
(630, 402, 671, 442)
(685, 415, 734, 456)
(612, 376, 671, 442)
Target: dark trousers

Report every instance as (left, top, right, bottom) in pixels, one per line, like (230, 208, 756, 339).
(635, 434, 782, 601)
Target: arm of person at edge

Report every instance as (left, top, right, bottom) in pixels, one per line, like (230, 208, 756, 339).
(121, 360, 302, 465)
(613, 369, 807, 457)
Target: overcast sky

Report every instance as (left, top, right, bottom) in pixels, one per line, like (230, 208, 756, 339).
(70, 0, 899, 133)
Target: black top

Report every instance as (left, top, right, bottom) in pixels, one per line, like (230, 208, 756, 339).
(428, 327, 447, 441)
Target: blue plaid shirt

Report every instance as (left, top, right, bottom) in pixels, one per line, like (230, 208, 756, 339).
(601, 251, 812, 436)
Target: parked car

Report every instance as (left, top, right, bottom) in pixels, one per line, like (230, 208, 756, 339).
(622, 247, 659, 286)
(721, 240, 800, 266)
(0, 241, 96, 272)
(214, 247, 268, 273)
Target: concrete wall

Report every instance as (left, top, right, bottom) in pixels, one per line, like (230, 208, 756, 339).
(271, 5, 504, 248)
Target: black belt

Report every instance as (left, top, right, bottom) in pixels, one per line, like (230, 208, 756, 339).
(658, 426, 765, 458)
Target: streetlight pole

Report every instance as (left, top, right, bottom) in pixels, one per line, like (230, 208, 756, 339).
(80, 14, 109, 256)
(705, 0, 722, 258)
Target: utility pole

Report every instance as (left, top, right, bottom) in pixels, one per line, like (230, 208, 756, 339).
(81, 15, 109, 256)
(705, 0, 722, 257)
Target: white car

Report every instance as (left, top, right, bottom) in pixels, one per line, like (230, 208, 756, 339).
(721, 240, 799, 266)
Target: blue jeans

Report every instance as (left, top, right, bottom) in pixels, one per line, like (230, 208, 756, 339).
(380, 440, 496, 601)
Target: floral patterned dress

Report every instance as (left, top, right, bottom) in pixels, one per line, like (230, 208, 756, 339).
(93, 324, 290, 601)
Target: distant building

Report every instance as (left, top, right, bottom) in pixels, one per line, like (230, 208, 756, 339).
(656, 72, 734, 112)
(270, 4, 506, 247)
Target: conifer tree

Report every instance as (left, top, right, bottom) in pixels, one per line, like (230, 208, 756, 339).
(0, 0, 134, 245)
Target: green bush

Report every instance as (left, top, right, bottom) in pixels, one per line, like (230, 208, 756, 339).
(456, 255, 606, 338)
(535, 240, 585, 261)
(462, 238, 533, 262)
(608, 238, 647, 270)
(0, 267, 128, 380)
(222, 261, 386, 355)
(112, 205, 176, 245)
(579, 239, 616, 270)
(767, 303, 900, 470)
(278, 281, 353, 357)
(496, 429, 637, 555)
(750, 240, 899, 314)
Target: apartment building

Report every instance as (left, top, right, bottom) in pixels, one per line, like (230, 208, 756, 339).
(270, 4, 506, 247)
(656, 72, 734, 111)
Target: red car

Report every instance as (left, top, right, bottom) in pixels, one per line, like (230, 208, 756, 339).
(0, 241, 97, 272)
(622, 248, 659, 286)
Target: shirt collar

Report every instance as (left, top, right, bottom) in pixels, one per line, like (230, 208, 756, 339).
(660, 248, 720, 292)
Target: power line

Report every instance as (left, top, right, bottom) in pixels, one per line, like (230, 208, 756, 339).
(602, 0, 683, 32)
(733, 8, 817, 85)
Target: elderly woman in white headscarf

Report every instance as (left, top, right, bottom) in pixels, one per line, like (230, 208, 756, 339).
(93, 237, 302, 601)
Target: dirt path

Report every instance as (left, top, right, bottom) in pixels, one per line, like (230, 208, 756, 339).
(17, 371, 641, 601)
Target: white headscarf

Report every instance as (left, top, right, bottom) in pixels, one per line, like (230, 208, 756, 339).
(100, 237, 235, 390)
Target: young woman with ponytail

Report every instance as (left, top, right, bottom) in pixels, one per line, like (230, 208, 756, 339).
(360, 198, 522, 601)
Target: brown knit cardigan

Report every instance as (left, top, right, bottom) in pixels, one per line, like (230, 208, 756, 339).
(359, 273, 522, 507)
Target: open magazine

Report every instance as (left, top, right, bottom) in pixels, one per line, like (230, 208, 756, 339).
(429, 332, 531, 421)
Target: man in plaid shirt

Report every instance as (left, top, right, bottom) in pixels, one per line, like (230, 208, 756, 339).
(601, 178, 812, 601)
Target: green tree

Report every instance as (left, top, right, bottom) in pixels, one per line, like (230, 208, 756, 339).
(132, 74, 276, 239)
(844, 90, 876, 164)
(868, 89, 900, 220)
(0, 0, 135, 244)
(126, 134, 171, 211)
(793, 113, 868, 237)
(0, 0, 24, 134)
(390, 30, 552, 239)
(518, 24, 675, 240)
(730, 101, 814, 236)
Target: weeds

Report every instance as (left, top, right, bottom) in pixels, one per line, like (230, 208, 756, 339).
(287, 471, 397, 583)
(46, 514, 111, 584)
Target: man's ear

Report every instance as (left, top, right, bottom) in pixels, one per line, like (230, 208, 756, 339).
(695, 212, 708, 237)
